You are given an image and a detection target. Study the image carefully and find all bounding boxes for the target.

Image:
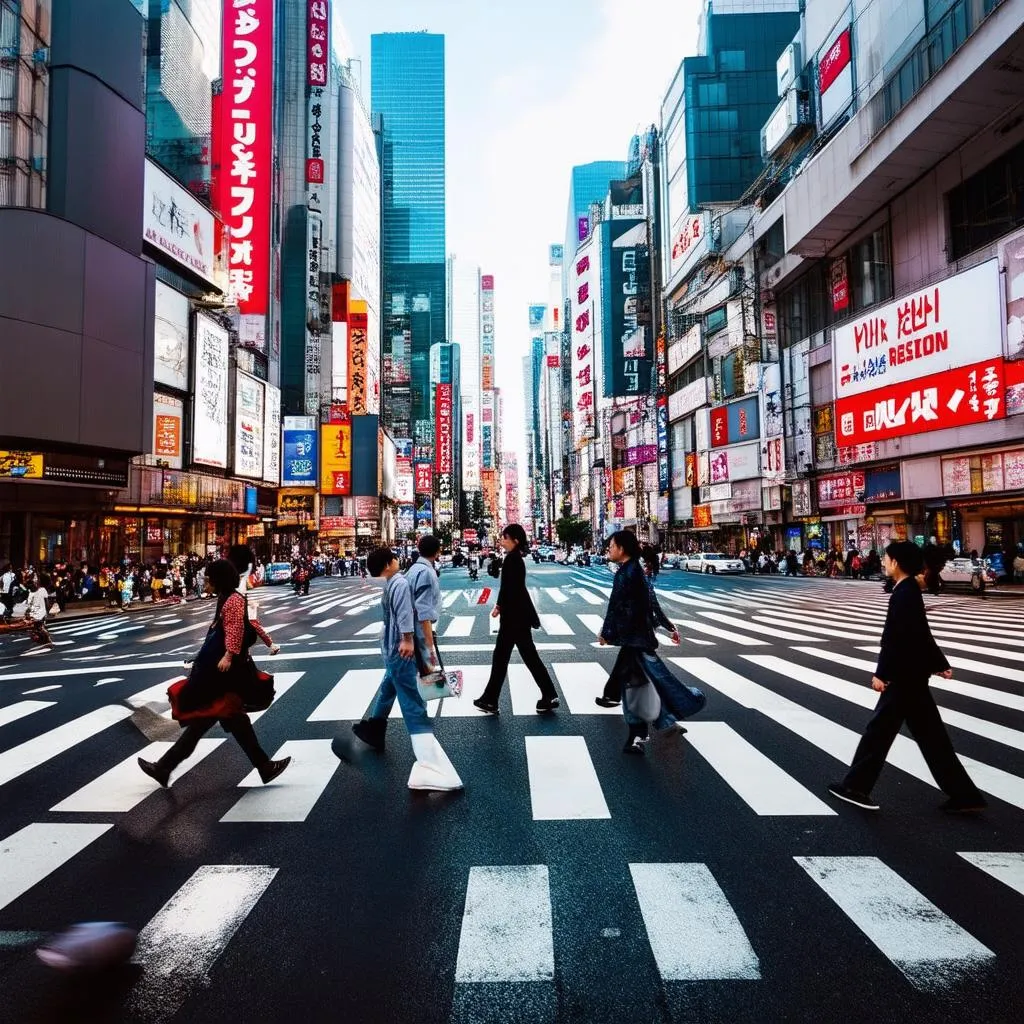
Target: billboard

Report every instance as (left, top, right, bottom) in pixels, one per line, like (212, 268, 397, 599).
(414, 461, 433, 495)
(154, 282, 190, 391)
(607, 220, 652, 397)
(669, 212, 707, 282)
(153, 392, 184, 469)
(192, 314, 230, 469)
(320, 419, 352, 495)
(549, 244, 564, 265)
(481, 273, 495, 391)
(220, 0, 273, 317)
(348, 311, 369, 414)
(571, 242, 598, 442)
(436, 383, 454, 510)
(834, 260, 1005, 447)
(462, 403, 480, 489)
(710, 396, 760, 447)
(143, 160, 216, 288)
(282, 415, 317, 487)
(304, 211, 323, 416)
(528, 304, 546, 330)
(818, 26, 853, 128)
(234, 369, 266, 479)
(263, 383, 281, 485)
(306, 0, 328, 86)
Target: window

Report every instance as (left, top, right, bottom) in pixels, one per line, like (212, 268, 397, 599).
(849, 224, 893, 312)
(948, 138, 1024, 260)
(721, 351, 739, 400)
(705, 306, 727, 335)
(719, 50, 746, 72)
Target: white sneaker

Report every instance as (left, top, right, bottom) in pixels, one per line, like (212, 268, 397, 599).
(408, 733, 464, 791)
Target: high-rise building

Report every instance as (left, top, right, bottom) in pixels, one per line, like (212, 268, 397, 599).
(447, 255, 482, 514)
(372, 32, 446, 455)
(563, 161, 628, 299)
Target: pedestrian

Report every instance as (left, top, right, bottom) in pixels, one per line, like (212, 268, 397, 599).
(24, 576, 54, 649)
(406, 535, 443, 668)
(827, 540, 987, 814)
(227, 544, 280, 655)
(473, 524, 560, 715)
(343, 548, 463, 791)
(137, 559, 290, 788)
(0, 562, 16, 623)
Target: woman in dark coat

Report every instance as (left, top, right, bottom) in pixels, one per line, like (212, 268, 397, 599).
(137, 559, 290, 788)
(473, 524, 560, 715)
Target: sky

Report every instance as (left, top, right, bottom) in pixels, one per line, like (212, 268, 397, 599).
(336, 0, 701, 477)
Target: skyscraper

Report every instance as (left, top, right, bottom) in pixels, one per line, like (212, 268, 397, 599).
(372, 32, 446, 456)
(563, 160, 628, 298)
(447, 255, 482, 514)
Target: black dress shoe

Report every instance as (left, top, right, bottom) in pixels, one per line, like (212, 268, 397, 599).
(259, 757, 291, 784)
(536, 697, 560, 714)
(472, 697, 499, 715)
(352, 718, 387, 752)
(138, 758, 171, 788)
(595, 696, 620, 708)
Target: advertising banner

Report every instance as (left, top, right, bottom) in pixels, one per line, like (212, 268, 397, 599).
(817, 471, 866, 509)
(761, 435, 785, 485)
(529, 305, 546, 330)
(818, 26, 853, 127)
(693, 504, 713, 529)
(0, 452, 42, 479)
(306, 0, 328, 86)
(153, 393, 184, 469)
(283, 415, 317, 487)
(414, 461, 433, 495)
(710, 407, 729, 448)
(263, 383, 281, 485)
(192, 314, 230, 469)
(397, 505, 415, 534)
(669, 212, 707, 282)
(348, 311, 369, 414)
(277, 490, 315, 526)
(220, 0, 273, 317)
(154, 282, 190, 391)
(668, 323, 701, 376)
(481, 273, 495, 391)
(668, 378, 707, 422)
(396, 458, 414, 503)
(709, 442, 760, 484)
(435, 383, 453, 475)
(831, 256, 849, 312)
(608, 220, 652, 397)
(462, 404, 480, 489)
(1006, 357, 1024, 416)
(304, 211, 323, 416)
(549, 244, 564, 265)
(234, 369, 266, 479)
(320, 419, 352, 496)
(571, 244, 597, 442)
(626, 445, 658, 466)
(657, 394, 670, 493)
(144, 160, 216, 288)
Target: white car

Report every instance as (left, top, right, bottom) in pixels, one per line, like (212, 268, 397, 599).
(940, 558, 998, 592)
(684, 552, 746, 575)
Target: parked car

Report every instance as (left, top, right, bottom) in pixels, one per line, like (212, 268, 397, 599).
(684, 552, 747, 575)
(661, 553, 684, 570)
(940, 557, 998, 593)
(266, 562, 293, 585)
(534, 546, 557, 562)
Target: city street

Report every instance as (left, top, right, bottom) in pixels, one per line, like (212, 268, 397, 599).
(0, 566, 1022, 1023)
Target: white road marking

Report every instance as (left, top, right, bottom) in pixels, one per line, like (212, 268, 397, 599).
(21, 685, 62, 695)
(684, 721, 836, 815)
(247, 673, 303, 723)
(444, 616, 475, 638)
(539, 614, 573, 636)
(0, 823, 114, 912)
(52, 740, 224, 812)
(307, 670, 384, 721)
(525, 735, 610, 820)
(507, 665, 547, 714)
(126, 865, 278, 1024)
(443, 592, 461, 609)
(576, 614, 605, 635)
(630, 862, 761, 980)
(0, 706, 133, 787)
(0, 700, 54, 728)
(544, 588, 568, 605)
(551, 662, 620, 716)
(958, 852, 1024, 897)
(572, 587, 604, 605)
(675, 620, 767, 646)
(313, 618, 340, 629)
(795, 856, 993, 991)
(140, 622, 209, 645)
(222, 740, 338, 822)
(698, 610, 821, 642)
(355, 623, 383, 636)
(855, 646, 1024, 686)
(454, 865, 554, 982)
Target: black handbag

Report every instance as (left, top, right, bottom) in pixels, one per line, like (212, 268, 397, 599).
(241, 659, 276, 712)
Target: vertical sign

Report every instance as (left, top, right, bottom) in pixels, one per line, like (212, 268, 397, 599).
(571, 242, 597, 442)
(263, 383, 281, 484)
(348, 311, 369, 414)
(831, 256, 849, 312)
(435, 383, 453, 509)
(221, 0, 273, 328)
(282, 415, 318, 487)
(234, 369, 266, 479)
(320, 419, 352, 496)
(305, 212, 322, 416)
(192, 314, 230, 469)
(305, 0, 328, 418)
(306, 0, 328, 86)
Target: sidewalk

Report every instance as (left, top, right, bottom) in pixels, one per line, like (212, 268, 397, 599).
(49, 597, 198, 622)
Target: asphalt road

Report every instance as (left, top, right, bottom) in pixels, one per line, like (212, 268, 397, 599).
(0, 564, 1022, 1024)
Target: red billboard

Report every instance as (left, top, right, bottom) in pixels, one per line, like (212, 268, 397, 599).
(481, 275, 494, 292)
(306, 0, 328, 86)
(414, 461, 433, 495)
(710, 407, 729, 447)
(435, 384, 453, 474)
(836, 358, 1006, 448)
(819, 28, 852, 94)
(220, 0, 274, 316)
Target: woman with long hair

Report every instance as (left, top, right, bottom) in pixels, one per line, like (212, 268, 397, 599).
(473, 524, 560, 715)
(137, 559, 290, 788)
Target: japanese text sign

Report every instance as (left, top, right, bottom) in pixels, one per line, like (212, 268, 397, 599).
(320, 423, 352, 496)
(414, 461, 433, 495)
(435, 384, 453, 475)
(306, 0, 328, 87)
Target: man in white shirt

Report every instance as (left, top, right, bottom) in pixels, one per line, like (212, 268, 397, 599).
(24, 577, 53, 648)
(0, 565, 16, 623)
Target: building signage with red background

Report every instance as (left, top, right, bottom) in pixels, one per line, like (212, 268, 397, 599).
(546, 355, 560, 368)
(834, 260, 1006, 447)
(306, 0, 328, 86)
(710, 407, 728, 447)
(831, 256, 849, 312)
(819, 28, 851, 94)
(669, 213, 705, 279)
(435, 384, 453, 474)
(219, 0, 273, 316)
(693, 504, 713, 529)
(817, 471, 865, 509)
(414, 461, 433, 495)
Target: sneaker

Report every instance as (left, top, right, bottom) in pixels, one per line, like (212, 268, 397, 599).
(137, 758, 171, 788)
(472, 697, 499, 715)
(536, 697, 560, 714)
(942, 795, 988, 814)
(595, 696, 620, 708)
(258, 757, 291, 784)
(827, 783, 880, 811)
(352, 718, 387, 752)
(623, 736, 648, 756)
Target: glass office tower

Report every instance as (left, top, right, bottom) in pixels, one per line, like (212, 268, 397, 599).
(563, 160, 628, 295)
(372, 32, 446, 454)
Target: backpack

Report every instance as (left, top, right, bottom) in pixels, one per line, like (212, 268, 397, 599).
(487, 557, 502, 578)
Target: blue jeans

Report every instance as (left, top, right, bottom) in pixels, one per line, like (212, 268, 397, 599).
(368, 654, 432, 735)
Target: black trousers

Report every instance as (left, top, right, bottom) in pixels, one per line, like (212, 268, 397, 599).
(481, 626, 557, 703)
(158, 714, 269, 772)
(843, 682, 982, 799)
(601, 647, 636, 702)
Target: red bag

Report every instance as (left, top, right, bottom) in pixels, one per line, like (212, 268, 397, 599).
(167, 677, 243, 722)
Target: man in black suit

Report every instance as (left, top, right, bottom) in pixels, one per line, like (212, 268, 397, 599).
(473, 524, 559, 715)
(828, 540, 987, 814)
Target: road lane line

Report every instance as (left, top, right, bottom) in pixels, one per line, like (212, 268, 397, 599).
(794, 856, 993, 991)
(140, 622, 210, 645)
(443, 592, 461, 609)
(630, 862, 761, 980)
(355, 623, 383, 636)
(525, 735, 610, 820)
(576, 614, 605, 635)
(0, 700, 55, 728)
(958, 852, 1024, 897)
(126, 865, 278, 1024)
(572, 588, 604, 605)
(454, 865, 554, 982)
(313, 618, 340, 629)
(307, 670, 384, 721)
(52, 740, 224, 812)
(222, 740, 337, 822)
(684, 721, 836, 815)
(0, 823, 114, 912)
(544, 588, 568, 604)
(0, 706, 133, 787)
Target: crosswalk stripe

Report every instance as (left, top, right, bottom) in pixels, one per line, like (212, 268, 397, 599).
(488, 612, 499, 635)
(313, 618, 340, 629)
(630, 863, 761, 980)
(247, 673, 303, 724)
(550, 663, 620, 716)
(455, 865, 554, 982)
(508, 665, 546, 715)
(698, 610, 823, 642)
(791, 647, 1024, 713)
(748, 655, 1024, 753)
(937, 639, 1024, 663)
(674, 619, 766, 646)
(539, 614, 572, 636)
(0, 822, 114, 912)
(125, 865, 278, 1022)
(684, 721, 836, 815)
(438, 667, 491, 716)
(0, 706, 133, 787)
(51, 740, 224, 813)
(572, 588, 604, 606)
(576, 614, 604, 635)
(958, 852, 1024, 897)
(222, 740, 338, 822)
(525, 735, 610, 820)
(355, 623, 382, 636)
(932, 628, 1024, 649)
(854, 646, 1024, 685)
(752, 615, 877, 641)
(307, 670, 382, 721)
(444, 616, 474, 638)
(544, 588, 568, 604)
(443, 592, 461, 609)
(0, 700, 55, 728)
(795, 856, 993, 991)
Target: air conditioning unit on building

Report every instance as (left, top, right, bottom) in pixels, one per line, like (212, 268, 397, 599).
(777, 42, 802, 97)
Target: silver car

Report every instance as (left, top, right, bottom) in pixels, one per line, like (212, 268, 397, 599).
(684, 552, 747, 575)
